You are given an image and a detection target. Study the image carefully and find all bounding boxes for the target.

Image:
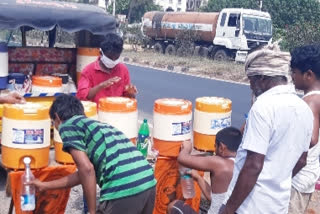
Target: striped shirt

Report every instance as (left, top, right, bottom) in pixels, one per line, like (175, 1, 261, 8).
(59, 115, 156, 201)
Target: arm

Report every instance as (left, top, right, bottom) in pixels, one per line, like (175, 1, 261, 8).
(240, 121, 246, 134)
(0, 92, 26, 104)
(77, 73, 121, 101)
(223, 151, 264, 214)
(292, 151, 308, 177)
(31, 171, 81, 191)
(87, 83, 105, 100)
(121, 66, 137, 98)
(87, 77, 122, 100)
(76, 73, 93, 101)
(70, 149, 97, 214)
(123, 84, 137, 98)
(303, 98, 319, 148)
(191, 171, 212, 201)
(177, 141, 225, 172)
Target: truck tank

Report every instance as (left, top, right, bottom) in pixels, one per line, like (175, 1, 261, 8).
(142, 11, 220, 43)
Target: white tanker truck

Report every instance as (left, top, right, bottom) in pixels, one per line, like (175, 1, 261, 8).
(142, 8, 272, 62)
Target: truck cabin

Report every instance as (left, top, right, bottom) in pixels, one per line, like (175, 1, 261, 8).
(219, 8, 272, 39)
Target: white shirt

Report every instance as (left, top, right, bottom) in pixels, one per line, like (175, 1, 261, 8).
(224, 85, 313, 214)
(292, 91, 320, 193)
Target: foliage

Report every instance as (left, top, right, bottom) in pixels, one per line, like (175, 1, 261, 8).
(108, 0, 162, 23)
(128, 1, 162, 23)
(263, 0, 320, 29)
(175, 28, 200, 56)
(201, 0, 259, 12)
(108, 0, 130, 15)
(281, 22, 320, 51)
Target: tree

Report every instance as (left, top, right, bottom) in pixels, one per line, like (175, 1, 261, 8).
(263, 0, 320, 29)
(108, 0, 162, 23)
(201, 0, 259, 12)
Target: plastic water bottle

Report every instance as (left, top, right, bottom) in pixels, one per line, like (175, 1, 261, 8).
(21, 157, 36, 211)
(136, 119, 150, 158)
(179, 165, 195, 199)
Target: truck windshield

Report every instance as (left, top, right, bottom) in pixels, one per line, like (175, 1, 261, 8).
(243, 16, 272, 35)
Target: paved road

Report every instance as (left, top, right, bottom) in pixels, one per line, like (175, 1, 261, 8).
(128, 64, 251, 128)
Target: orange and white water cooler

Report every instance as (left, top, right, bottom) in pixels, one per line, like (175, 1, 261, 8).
(153, 98, 192, 156)
(76, 47, 100, 83)
(1, 102, 51, 169)
(193, 96, 232, 152)
(152, 98, 201, 214)
(54, 101, 98, 164)
(32, 76, 63, 93)
(0, 104, 3, 145)
(98, 97, 138, 144)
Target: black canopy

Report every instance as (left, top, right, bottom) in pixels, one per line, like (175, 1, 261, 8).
(0, 0, 116, 35)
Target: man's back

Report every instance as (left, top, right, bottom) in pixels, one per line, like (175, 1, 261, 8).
(59, 115, 157, 201)
(292, 91, 320, 193)
(225, 85, 313, 214)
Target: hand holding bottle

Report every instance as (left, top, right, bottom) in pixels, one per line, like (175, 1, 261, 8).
(179, 165, 195, 199)
(26, 179, 48, 192)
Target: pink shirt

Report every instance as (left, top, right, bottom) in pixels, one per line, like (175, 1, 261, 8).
(76, 58, 130, 105)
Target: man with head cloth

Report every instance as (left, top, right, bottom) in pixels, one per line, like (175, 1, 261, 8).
(220, 43, 314, 214)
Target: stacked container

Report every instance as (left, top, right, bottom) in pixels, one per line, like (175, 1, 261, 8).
(152, 98, 202, 214)
(76, 48, 100, 83)
(32, 76, 62, 93)
(153, 98, 192, 156)
(0, 43, 8, 89)
(98, 97, 138, 144)
(193, 97, 232, 152)
(0, 104, 3, 145)
(1, 102, 51, 169)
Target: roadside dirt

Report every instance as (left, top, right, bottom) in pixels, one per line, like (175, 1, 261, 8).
(122, 47, 249, 84)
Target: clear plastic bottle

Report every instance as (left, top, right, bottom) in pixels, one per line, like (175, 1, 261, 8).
(21, 157, 36, 211)
(179, 165, 195, 199)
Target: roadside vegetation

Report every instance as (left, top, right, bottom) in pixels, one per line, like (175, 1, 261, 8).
(122, 46, 247, 84)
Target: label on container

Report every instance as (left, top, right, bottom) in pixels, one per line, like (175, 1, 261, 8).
(137, 134, 150, 157)
(21, 194, 35, 210)
(210, 116, 231, 130)
(12, 128, 44, 144)
(172, 120, 191, 136)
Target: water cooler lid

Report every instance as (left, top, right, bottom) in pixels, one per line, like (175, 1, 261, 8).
(52, 73, 69, 84)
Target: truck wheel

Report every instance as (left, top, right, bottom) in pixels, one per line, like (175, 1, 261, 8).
(214, 49, 229, 61)
(177, 47, 185, 57)
(165, 44, 176, 55)
(154, 42, 164, 54)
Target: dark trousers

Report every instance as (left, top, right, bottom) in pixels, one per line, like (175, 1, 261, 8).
(97, 186, 156, 214)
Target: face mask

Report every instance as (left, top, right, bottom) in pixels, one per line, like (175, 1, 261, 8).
(100, 49, 120, 69)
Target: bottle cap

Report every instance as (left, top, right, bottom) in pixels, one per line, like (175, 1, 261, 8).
(143, 119, 147, 123)
(23, 157, 31, 164)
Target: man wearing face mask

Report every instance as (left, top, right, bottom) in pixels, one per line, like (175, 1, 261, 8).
(77, 33, 137, 105)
